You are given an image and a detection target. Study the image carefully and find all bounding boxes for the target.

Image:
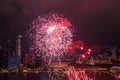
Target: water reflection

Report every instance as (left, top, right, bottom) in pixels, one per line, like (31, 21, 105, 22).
(0, 70, 115, 80)
(48, 68, 68, 80)
(48, 67, 115, 80)
(65, 69, 94, 80)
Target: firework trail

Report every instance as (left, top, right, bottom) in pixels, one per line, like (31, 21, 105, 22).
(28, 12, 74, 64)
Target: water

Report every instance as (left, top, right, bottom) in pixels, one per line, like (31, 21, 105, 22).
(0, 70, 115, 80)
(0, 72, 49, 80)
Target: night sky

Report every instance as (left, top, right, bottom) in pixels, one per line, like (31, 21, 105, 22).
(0, 0, 120, 46)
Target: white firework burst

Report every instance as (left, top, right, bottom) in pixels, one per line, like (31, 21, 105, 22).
(28, 12, 74, 63)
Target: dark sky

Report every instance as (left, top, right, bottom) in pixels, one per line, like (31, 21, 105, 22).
(0, 0, 120, 45)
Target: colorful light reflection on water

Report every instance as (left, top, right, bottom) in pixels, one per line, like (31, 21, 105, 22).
(0, 69, 115, 80)
(65, 69, 94, 80)
(48, 65, 115, 80)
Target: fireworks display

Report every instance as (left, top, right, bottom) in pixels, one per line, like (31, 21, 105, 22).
(67, 40, 84, 54)
(28, 12, 74, 63)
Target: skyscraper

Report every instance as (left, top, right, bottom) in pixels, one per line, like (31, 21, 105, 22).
(17, 35, 22, 57)
(16, 35, 22, 65)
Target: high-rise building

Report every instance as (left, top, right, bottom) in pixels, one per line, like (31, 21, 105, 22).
(23, 53, 35, 66)
(15, 35, 22, 65)
(8, 56, 20, 68)
(23, 47, 35, 66)
(16, 35, 22, 57)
